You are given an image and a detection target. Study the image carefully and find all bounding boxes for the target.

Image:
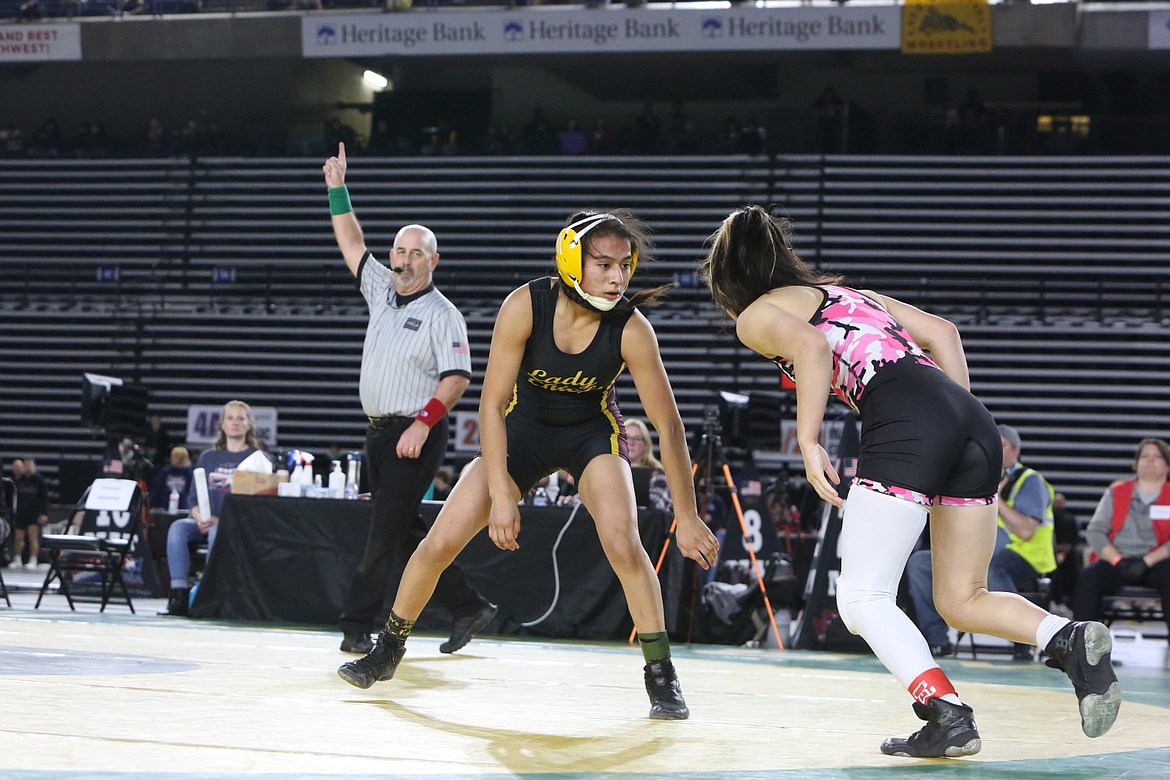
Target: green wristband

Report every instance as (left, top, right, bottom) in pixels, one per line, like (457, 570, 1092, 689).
(328, 186, 352, 216)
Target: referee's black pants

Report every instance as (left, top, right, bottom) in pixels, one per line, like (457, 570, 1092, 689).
(339, 415, 487, 635)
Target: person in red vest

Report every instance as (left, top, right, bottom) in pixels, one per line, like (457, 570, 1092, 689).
(1073, 438, 1170, 648)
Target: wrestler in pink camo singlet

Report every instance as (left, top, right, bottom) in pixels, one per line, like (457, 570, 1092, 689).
(773, 285, 940, 412)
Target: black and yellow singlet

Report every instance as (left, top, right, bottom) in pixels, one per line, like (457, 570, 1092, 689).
(503, 278, 634, 492)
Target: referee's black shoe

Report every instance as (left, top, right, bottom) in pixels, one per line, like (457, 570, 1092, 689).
(880, 699, 981, 758)
(440, 602, 497, 654)
(339, 632, 374, 654)
(644, 659, 689, 720)
(1043, 620, 1121, 738)
(337, 630, 405, 689)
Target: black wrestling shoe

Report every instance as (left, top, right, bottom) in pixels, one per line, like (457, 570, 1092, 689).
(339, 632, 374, 654)
(644, 659, 690, 720)
(158, 589, 189, 617)
(337, 630, 406, 689)
(880, 698, 981, 758)
(440, 602, 497, 654)
(1044, 621, 1121, 738)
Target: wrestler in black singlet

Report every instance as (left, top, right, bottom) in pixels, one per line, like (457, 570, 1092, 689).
(503, 278, 634, 493)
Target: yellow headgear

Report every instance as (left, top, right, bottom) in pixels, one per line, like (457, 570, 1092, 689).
(554, 213, 639, 288)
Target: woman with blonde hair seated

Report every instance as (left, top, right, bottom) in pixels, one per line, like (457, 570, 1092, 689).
(626, 418, 672, 514)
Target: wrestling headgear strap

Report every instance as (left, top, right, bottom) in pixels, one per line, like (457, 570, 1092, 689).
(555, 213, 639, 312)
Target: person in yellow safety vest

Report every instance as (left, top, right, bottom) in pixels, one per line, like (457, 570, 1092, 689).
(992, 424, 1057, 591)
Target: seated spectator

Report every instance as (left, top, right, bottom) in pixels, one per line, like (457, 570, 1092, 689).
(1071, 438, 1170, 650)
(906, 425, 1055, 658)
(626, 418, 671, 514)
(1049, 492, 1082, 610)
(150, 446, 194, 512)
(160, 400, 268, 616)
(431, 465, 455, 501)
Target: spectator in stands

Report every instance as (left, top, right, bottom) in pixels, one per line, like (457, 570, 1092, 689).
(143, 414, 174, 466)
(587, 117, 616, 155)
(337, 208, 719, 722)
(906, 424, 1056, 659)
(324, 117, 359, 155)
(557, 118, 588, 156)
(475, 124, 516, 156)
(719, 115, 742, 154)
(28, 119, 61, 158)
(625, 418, 671, 514)
(150, 446, 194, 513)
(11, 458, 49, 569)
(367, 118, 394, 156)
(739, 117, 767, 155)
(17, 0, 42, 20)
(957, 88, 987, 153)
(145, 117, 168, 156)
(633, 102, 662, 154)
(160, 400, 265, 616)
(700, 204, 1119, 757)
(203, 120, 229, 155)
(521, 107, 557, 155)
(811, 85, 845, 153)
(0, 124, 26, 158)
(1071, 438, 1170, 648)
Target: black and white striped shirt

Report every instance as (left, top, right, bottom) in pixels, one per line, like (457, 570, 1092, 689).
(357, 252, 472, 418)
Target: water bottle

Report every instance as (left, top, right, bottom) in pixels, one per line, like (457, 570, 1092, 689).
(345, 452, 362, 499)
(329, 461, 345, 497)
(167, 488, 180, 513)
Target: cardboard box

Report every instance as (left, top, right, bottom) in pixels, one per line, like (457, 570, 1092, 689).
(1110, 628, 1169, 668)
(231, 471, 282, 496)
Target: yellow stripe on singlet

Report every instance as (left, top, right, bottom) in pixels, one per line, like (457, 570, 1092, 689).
(504, 385, 519, 417)
(599, 364, 626, 454)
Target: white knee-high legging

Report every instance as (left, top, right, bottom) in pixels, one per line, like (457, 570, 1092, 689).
(834, 484, 942, 691)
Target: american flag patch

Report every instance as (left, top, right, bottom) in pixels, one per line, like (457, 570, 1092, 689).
(452, 340, 470, 354)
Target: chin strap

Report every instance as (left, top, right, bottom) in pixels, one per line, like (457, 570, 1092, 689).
(572, 279, 618, 312)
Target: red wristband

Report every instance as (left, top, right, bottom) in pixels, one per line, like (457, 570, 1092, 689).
(416, 397, 447, 428)
(1110, 555, 1123, 565)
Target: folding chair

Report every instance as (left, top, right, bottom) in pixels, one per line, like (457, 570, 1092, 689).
(35, 478, 144, 613)
(1100, 586, 1165, 627)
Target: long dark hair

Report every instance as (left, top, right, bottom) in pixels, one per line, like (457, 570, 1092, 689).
(555, 209, 670, 312)
(698, 205, 841, 316)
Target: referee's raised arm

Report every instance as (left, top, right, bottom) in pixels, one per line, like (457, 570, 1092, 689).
(323, 142, 367, 277)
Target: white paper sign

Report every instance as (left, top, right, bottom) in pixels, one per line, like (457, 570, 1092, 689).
(84, 479, 138, 511)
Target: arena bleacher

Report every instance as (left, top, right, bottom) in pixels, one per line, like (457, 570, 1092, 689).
(1, 153, 1167, 516)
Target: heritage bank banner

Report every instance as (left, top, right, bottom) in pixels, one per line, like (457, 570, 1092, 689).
(301, 7, 901, 57)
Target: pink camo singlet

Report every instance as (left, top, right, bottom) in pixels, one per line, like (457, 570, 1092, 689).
(772, 285, 940, 411)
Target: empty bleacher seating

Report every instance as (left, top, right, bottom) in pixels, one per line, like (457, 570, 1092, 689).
(1, 154, 1167, 519)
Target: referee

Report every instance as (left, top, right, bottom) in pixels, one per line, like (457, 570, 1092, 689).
(324, 142, 496, 655)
